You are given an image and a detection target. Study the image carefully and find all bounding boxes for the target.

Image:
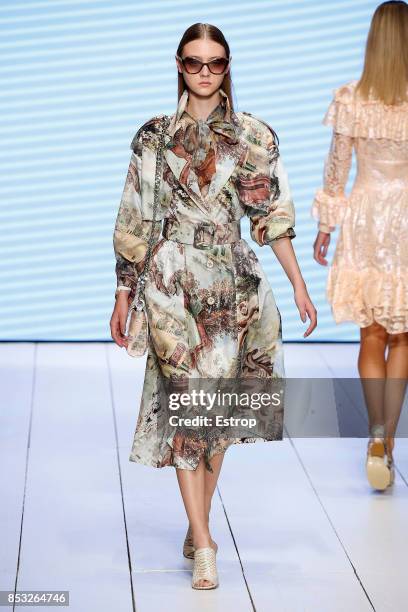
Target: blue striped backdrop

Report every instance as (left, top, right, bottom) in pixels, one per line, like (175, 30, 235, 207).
(0, 0, 379, 340)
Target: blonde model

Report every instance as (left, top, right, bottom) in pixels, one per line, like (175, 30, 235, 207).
(110, 23, 316, 588)
(312, 0, 408, 491)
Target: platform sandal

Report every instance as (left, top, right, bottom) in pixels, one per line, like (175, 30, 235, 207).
(366, 427, 391, 490)
(192, 547, 219, 589)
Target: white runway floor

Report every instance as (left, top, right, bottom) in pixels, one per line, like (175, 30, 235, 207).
(0, 342, 407, 612)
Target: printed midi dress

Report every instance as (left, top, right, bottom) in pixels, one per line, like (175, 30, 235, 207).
(113, 88, 296, 472)
(311, 80, 408, 334)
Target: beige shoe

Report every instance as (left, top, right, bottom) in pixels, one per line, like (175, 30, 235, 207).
(183, 526, 218, 559)
(183, 526, 195, 559)
(366, 437, 391, 490)
(192, 547, 219, 589)
(385, 437, 395, 487)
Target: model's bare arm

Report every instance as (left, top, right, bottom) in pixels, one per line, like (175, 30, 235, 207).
(270, 237, 317, 338)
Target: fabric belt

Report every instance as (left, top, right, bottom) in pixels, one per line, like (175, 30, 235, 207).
(162, 218, 241, 249)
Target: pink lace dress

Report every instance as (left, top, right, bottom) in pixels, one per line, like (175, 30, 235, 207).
(311, 80, 408, 334)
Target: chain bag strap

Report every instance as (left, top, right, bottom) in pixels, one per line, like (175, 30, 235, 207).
(126, 114, 170, 357)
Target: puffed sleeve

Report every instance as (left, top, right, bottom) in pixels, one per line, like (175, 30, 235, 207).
(311, 83, 355, 233)
(112, 130, 161, 300)
(247, 129, 296, 247)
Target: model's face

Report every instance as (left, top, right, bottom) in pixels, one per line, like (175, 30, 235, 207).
(176, 39, 230, 97)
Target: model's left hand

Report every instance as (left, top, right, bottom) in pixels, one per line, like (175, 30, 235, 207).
(294, 284, 317, 337)
(313, 230, 331, 266)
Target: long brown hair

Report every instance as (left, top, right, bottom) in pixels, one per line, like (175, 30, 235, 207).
(176, 23, 234, 109)
(356, 1, 408, 105)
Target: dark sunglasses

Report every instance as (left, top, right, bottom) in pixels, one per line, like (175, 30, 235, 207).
(176, 55, 230, 75)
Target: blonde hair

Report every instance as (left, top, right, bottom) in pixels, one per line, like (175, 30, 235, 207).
(356, 0, 408, 105)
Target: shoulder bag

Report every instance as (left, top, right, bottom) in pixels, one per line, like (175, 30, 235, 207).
(126, 114, 170, 357)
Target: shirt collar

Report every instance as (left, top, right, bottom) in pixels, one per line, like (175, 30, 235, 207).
(168, 87, 232, 136)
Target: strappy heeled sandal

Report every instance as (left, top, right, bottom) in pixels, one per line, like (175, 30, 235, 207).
(192, 547, 219, 590)
(366, 436, 391, 490)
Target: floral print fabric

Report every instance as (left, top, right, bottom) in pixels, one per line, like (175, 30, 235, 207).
(113, 88, 296, 471)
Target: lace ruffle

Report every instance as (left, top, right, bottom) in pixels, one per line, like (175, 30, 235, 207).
(327, 266, 408, 334)
(324, 80, 408, 141)
(311, 188, 348, 227)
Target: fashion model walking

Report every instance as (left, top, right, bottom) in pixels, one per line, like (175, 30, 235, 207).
(111, 23, 316, 588)
(312, 1, 408, 491)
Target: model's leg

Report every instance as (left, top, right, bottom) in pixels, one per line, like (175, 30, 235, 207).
(384, 332, 408, 448)
(176, 455, 215, 588)
(203, 451, 225, 519)
(184, 449, 226, 532)
(176, 456, 209, 545)
(358, 321, 389, 432)
(178, 452, 225, 535)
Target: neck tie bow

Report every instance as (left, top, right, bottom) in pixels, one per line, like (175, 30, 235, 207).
(204, 116, 239, 145)
(184, 109, 240, 171)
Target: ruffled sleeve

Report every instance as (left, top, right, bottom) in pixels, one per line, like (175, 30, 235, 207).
(311, 79, 408, 232)
(311, 82, 356, 232)
(321, 79, 408, 140)
(311, 131, 354, 232)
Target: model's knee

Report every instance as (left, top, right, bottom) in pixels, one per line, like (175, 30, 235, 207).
(387, 331, 408, 349)
(360, 321, 389, 345)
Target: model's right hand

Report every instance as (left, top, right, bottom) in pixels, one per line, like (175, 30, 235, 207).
(313, 230, 331, 266)
(110, 293, 130, 348)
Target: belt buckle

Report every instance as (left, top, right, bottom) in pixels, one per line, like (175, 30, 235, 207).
(193, 222, 216, 249)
